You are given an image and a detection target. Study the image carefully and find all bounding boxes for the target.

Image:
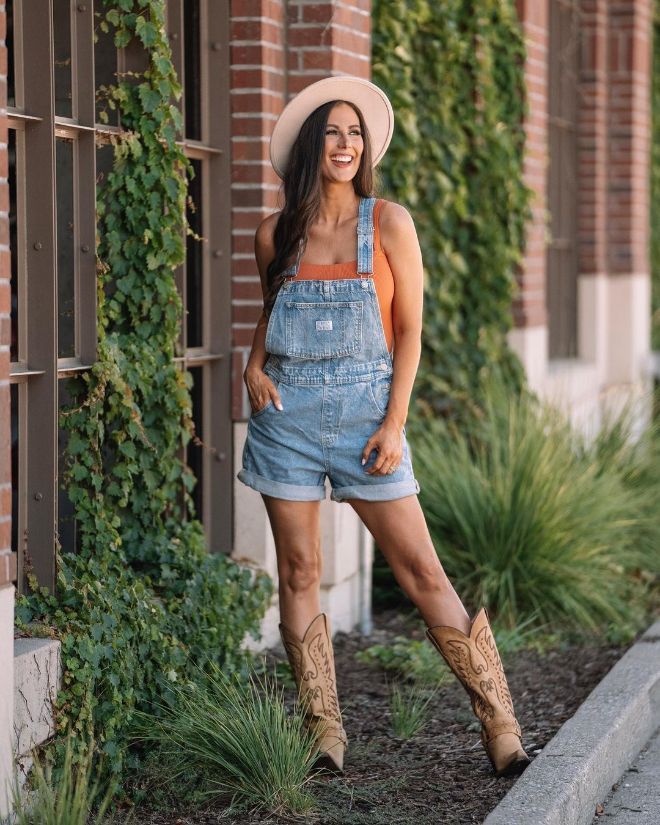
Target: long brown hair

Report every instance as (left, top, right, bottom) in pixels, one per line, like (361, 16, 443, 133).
(264, 99, 375, 315)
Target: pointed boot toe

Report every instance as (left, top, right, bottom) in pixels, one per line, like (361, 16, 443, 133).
(314, 732, 346, 773)
(485, 731, 531, 776)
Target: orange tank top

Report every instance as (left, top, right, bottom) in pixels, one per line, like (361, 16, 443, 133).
(295, 199, 395, 353)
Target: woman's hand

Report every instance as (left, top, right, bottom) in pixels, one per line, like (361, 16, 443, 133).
(361, 418, 403, 475)
(243, 366, 283, 414)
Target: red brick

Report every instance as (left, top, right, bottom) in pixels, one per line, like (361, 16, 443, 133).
(233, 304, 262, 324)
(231, 67, 286, 92)
(232, 325, 258, 347)
(300, 3, 334, 24)
(230, 19, 282, 44)
(231, 139, 271, 163)
(231, 91, 282, 116)
(232, 279, 264, 301)
(231, 0, 284, 20)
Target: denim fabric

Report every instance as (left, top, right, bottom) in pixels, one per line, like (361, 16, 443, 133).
(237, 197, 420, 503)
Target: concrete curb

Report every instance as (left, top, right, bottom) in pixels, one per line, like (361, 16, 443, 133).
(484, 618, 660, 825)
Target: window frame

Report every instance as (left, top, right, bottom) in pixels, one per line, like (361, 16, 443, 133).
(9, 0, 232, 594)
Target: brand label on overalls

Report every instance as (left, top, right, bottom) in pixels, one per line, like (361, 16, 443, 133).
(316, 320, 333, 331)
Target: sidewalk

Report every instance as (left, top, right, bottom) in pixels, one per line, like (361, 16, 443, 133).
(592, 724, 660, 823)
(485, 617, 660, 825)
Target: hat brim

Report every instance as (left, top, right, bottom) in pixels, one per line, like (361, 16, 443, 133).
(269, 76, 394, 180)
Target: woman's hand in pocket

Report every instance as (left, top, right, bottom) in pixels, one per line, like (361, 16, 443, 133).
(361, 418, 403, 475)
(243, 366, 283, 414)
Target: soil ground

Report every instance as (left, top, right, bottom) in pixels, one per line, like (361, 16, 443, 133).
(127, 608, 634, 825)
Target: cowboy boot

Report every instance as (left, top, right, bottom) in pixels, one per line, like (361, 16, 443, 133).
(279, 612, 348, 773)
(426, 607, 530, 777)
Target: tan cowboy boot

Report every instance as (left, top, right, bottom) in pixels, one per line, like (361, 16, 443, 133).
(426, 607, 530, 777)
(279, 612, 348, 773)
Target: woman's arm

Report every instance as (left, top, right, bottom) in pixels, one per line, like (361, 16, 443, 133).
(242, 213, 284, 413)
(361, 200, 424, 474)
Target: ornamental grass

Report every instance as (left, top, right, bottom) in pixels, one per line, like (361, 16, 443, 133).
(130, 664, 320, 817)
(7, 734, 116, 825)
(410, 377, 660, 634)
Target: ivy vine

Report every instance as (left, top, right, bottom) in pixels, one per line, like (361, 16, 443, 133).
(372, 0, 531, 420)
(15, 0, 272, 781)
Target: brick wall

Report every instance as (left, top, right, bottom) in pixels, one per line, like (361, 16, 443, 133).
(230, 0, 371, 421)
(606, 1, 652, 276)
(0, 2, 15, 591)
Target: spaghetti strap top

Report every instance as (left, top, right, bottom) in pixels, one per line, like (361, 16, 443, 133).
(295, 199, 395, 353)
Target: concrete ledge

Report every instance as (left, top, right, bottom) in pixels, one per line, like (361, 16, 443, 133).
(13, 638, 61, 760)
(484, 619, 660, 825)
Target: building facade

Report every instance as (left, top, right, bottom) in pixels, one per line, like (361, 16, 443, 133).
(510, 0, 653, 433)
(0, 0, 654, 813)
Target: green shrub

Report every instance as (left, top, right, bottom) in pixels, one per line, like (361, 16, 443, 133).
(408, 377, 660, 632)
(130, 665, 319, 817)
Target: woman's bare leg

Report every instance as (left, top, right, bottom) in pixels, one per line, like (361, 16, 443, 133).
(347, 495, 471, 634)
(262, 494, 323, 638)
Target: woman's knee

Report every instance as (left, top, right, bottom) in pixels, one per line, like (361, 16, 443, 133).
(402, 550, 450, 596)
(278, 545, 322, 593)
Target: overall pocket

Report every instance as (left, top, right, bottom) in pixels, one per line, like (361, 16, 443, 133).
(250, 374, 281, 418)
(284, 301, 363, 359)
(367, 374, 391, 418)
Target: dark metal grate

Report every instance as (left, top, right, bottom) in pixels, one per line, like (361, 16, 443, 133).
(546, 0, 581, 359)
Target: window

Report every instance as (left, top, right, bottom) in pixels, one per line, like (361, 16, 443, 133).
(546, 0, 581, 359)
(9, 0, 232, 593)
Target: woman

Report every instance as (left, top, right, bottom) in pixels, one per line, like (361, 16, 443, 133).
(237, 76, 530, 778)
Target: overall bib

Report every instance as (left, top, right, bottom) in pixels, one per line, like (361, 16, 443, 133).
(237, 197, 420, 502)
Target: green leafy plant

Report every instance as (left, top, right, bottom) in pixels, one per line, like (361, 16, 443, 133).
(7, 734, 117, 825)
(16, 0, 273, 785)
(356, 637, 453, 685)
(389, 682, 437, 740)
(372, 0, 532, 421)
(130, 665, 319, 817)
(408, 374, 660, 632)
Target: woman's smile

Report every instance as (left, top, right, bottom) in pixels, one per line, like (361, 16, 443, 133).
(330, 153, 354, 168)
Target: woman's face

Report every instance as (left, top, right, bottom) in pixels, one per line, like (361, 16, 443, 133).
(321, 102, 364, 183)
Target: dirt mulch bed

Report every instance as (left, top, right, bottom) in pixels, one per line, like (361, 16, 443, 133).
(127, 608, 634, 825)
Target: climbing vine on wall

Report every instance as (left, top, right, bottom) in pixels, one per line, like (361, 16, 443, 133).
(372, 0, 532, 420)
(15, 0, 272, 780)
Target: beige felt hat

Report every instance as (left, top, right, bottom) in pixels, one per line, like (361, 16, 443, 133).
(269, 75, 394, 180)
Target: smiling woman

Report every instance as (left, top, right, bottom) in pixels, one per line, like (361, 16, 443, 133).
(236, 75, 531, 781)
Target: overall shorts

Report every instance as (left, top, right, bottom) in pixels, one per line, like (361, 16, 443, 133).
(237, 196, 421, 503)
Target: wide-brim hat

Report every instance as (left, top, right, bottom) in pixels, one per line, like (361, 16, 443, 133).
(269, 76, 394, 180)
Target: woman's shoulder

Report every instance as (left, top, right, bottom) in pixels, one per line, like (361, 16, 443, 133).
(255, 210, 281, 253)
(374, 199, 416, 253)
(376, 198, 414, 224)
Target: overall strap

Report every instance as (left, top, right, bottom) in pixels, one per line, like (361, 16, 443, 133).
(356, 196, 376, 276)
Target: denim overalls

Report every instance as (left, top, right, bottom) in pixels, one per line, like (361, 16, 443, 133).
(237, 196, 420, 502)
